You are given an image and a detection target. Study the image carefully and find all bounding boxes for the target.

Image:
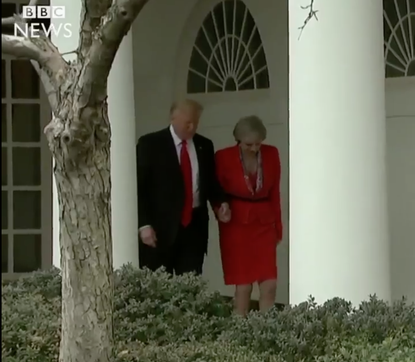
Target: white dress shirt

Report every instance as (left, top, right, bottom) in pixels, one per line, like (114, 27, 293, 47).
(169, 125, 200, 208)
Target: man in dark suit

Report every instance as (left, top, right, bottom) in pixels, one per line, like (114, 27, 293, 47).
(136, 99, 230, 275)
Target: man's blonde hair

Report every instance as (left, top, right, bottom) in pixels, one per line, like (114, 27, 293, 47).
(170, 99, 204, 115)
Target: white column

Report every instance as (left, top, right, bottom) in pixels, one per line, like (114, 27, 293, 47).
(288, 0, 391, 305)
(51, 0, 139, 269)
(108, 32, 139, 269)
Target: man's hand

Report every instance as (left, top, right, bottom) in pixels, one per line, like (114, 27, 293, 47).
(217, 203, 231, 223)
(139, 226, 157, 247)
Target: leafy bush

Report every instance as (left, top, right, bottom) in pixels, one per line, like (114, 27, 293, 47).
(2, 265, 415, 361)
(220, 296, 415, 359)
(114, 342, 281, 362)
(114, 266, 232, 345)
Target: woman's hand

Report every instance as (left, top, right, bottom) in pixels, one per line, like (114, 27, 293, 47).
(214, 203, 231, 223)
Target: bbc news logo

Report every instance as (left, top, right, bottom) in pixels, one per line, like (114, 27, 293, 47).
(14, 6, 72, 38)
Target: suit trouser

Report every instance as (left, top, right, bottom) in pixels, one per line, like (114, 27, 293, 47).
(139, 207, 206, 275)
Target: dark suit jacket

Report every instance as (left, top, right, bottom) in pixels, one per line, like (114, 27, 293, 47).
(136, 127, 226, 251)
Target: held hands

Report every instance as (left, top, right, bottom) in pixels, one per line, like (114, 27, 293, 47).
(217, 202, 231, 223)
(139, 226, 157, 248)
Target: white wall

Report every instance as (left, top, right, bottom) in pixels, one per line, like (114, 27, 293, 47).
(386, 77, 415, 303)
(131, 0, 289, 303)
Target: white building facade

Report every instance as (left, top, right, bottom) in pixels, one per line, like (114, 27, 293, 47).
(2, 0, 414, 306)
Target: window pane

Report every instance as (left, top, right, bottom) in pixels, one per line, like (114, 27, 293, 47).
(2, 191, 7, 230)
(13, 191, 41, 229)
(2, 234, 8, 273)
(12, 104, 41, 142)
(2, 3, 17, 16)
(13, 234, 42, 273)
(2, 147, 7, 185)
(2, 60, 6, 98)
(1, 3, 16, 36)
(11, 60, 39, 99)
(12, 147, 41, 186)
(2, 104, 7, 142)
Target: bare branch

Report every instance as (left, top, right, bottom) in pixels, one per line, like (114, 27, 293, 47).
(298, 0, 319, 39)
(1, 3, 69, 112)
(2, 15, 20, 26)
(78, 0, 113, 59)
(2, 34, 43, 60)
(2, 34, 67, 111)
(77, 0, 150, 106)
(2, 15, 68, 76)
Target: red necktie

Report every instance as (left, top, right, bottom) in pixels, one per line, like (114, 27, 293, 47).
(180, 140, 193, 226)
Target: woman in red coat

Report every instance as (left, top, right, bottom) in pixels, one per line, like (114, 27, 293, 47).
(215, 116, 283, 316)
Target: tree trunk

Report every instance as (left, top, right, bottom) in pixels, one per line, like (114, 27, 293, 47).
(2, 2, 153, 361)
(47, 95, 114, 362)
(2, 1, 153, 361)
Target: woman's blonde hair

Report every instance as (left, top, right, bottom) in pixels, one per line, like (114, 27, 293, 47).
(233, 115, 267, 142)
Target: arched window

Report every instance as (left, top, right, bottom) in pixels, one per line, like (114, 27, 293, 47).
(187, 0, 270, 93)
(383, 0, 415, 78)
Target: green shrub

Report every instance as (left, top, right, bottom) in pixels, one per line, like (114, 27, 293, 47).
(315, 337, 415, 362)
(114, 265, 232, 344)
(220, 296, 415, 360)
(2, 270, 61, 361)
(114, 342, 281, 362)
(2, 266, 415, 362)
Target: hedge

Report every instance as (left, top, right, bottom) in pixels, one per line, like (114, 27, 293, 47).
(2, 265, 415, 361)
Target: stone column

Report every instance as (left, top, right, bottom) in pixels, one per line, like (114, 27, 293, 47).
(288, 0, 391, 305)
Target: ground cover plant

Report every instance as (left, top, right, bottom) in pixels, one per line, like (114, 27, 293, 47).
(2, 265, 414, 361)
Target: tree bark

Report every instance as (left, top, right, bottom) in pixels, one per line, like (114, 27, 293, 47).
(53, 109, 113, 362)
(57, 150, 113, 361)
(46, 81, 114, 360)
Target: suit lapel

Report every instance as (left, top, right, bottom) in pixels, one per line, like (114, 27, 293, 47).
(162, 127, 182, 176)
(193, 136, 203, 170)
(193, 135, 205, 192)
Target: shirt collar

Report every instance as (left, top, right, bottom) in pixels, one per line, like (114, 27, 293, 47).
(169, 125, 182, 147)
